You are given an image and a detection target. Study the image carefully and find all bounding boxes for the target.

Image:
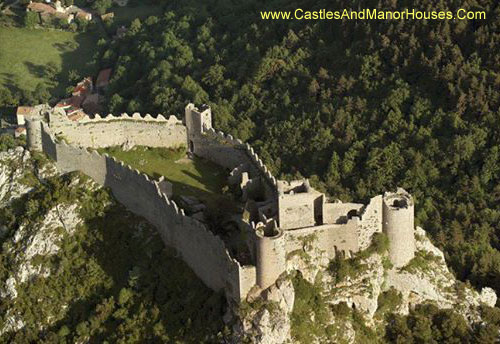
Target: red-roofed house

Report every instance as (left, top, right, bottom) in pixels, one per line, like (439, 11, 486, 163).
(27, 2, 56, 14)
(16, 106, 34, 125)
(27, 1, 73, 23)
(67, 110, 86, 122)
(75, 9, 92, 21)
(72, 77, 93, 97)
(55, 99, 71, 109)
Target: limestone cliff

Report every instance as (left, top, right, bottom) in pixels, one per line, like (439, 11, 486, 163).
(0, 148, 102, 335)
(230, 227, 498, 343)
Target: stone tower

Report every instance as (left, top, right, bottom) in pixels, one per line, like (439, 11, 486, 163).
(382, 188, 415, 267)
(255, 220, 286, 290)
(26, 117, 42, 151)
(185, 103, 212, 152)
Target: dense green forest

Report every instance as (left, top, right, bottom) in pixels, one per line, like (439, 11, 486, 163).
(92, 0, 500, 300)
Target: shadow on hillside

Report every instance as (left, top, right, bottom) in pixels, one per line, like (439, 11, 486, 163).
(19, 31, 101, 99)
(53, 41, 78, 53)
(53, 31, 100, 98)
(0, 72, 24, 95)
(24, 62, 47, 78)
(44, 200, 225, 341)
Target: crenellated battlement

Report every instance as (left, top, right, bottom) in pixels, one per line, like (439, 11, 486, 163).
(202, 127, 279, 190)
(74, 113, 182, 125)
(25, 102, 416, 304)
(46, 110, 186, 149)
(35, 120, 255, 301)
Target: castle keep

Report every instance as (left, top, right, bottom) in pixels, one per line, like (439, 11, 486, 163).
(25, 104, 416, 302)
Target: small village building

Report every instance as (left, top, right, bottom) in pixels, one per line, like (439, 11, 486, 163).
(16, 106, 34, 126)
(27, 1, 92, 23)
(27, 1, 73, 23)
(27, 2, 57, 15)
(67, 6, 92, 21)
(72, 77, 93, 97)
(101, 12, 114, 21)
(67, 110, 86, 122)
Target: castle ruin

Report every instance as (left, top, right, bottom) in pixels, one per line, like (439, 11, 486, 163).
(24, 104, 416, 302)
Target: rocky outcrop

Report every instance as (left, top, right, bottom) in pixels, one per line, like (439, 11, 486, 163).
(0, 147, 35, 205)
(0, 148, 90, 335)
(233, 226, 497, 343)
(229, 276, 295, 344)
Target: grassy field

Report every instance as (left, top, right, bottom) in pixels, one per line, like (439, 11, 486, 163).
(0, 27, 98, 97)
(100, 146, 231, 207)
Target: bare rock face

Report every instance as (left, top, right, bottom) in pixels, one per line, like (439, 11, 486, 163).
(324, 253, 385, 318)
(0, 148, 91, 336)
(233, 224, 498, 343)
(286, 245, 329, 284)
(385, 227, 497, 322)
(0, 148, 34, 205)
(230, 276, 295, 344)
(263, 277, 295, 314)
(480, 287, 497, 308)
(11, 203, 82, 284)
(252, 308, 290, 344)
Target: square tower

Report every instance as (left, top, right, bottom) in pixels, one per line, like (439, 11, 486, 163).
(185, 104, 212, 137)
(277, 179, 324, 230)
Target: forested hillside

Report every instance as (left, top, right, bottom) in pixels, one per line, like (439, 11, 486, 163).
(95, 0, 500, 300)
(0, 146, 224, 342)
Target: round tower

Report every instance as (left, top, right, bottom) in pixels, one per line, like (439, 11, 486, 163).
(26, 117, 42, 152)
(255, 221, 286, 290)
(382, 188, 415, 268)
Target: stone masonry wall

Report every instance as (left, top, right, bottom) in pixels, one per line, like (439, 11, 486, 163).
(357, 195, 383, 251)
(192, 127, 278, 200)
(48, 112, 186, 149)
(278, 192, 322, 230)
(40, 124, 255, 302)
(285, 219, 359, 259)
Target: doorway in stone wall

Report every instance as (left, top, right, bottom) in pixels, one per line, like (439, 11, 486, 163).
(189, 140, 194, 152)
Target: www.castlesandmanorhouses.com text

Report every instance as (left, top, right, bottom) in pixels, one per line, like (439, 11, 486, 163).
(261, 8, 486, 20)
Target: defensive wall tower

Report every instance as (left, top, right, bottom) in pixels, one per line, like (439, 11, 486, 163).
(26, 117, 42, 151)
(277, 179, 324, 230)
(255, 220, 287, 290)
(382, 188, 415, 267)
(185, 103, 212, 152)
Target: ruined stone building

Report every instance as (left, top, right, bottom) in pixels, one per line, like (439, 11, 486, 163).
(25, 104, 417, 303)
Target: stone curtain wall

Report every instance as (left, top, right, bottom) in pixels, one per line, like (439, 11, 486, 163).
(357, 196, 383, 251)
(48, 113, 187, 149)
(40, 124, 256, 301)
(196, 128, 278, 197)
(285, 220, 360, 259)
(278, 193, 320, 230)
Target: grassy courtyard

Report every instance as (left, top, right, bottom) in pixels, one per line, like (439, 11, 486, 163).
(100, 146, 231, 207)
(0, 27, 98, 97)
